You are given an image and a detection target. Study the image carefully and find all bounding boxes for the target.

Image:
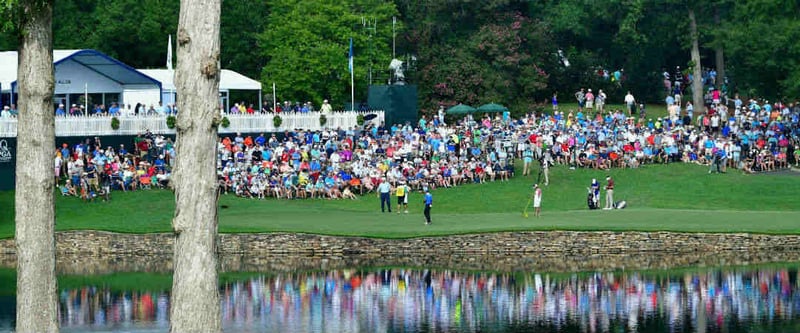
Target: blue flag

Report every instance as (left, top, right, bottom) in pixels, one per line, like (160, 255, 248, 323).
(348, 38, 353, 73)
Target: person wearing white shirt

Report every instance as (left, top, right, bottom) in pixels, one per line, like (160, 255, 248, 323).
(377, 178, 392, 213)
(320, 100, 332, 114)
(624, 91, 636, 115)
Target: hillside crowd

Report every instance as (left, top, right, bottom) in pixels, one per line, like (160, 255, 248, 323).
(55, 92, 800, 202)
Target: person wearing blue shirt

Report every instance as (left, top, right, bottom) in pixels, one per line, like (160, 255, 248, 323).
(423, 188, 433, 225)
(291, 151, 301, 169)
(309, 159, 321, 172)
(154, 155, 166, 171)
(55, 104, 66, 116)
(109, 103, 120, 116)
(255, 134, 266, 147)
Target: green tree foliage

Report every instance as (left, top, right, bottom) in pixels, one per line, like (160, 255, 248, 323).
(419, 12, 550, 114)
(52, 0, 98, 50)
(220, 0, 268, 79)
(398, 0, 552, 115)
(0, 0, 20, 50)
(4, 0, 799, 108)
(89, 0, 179, 68)
(259, 0, 398, 108)
(723, 0, 800, 99)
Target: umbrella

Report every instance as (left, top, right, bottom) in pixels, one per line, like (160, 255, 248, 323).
(363, 114, 378, 121)
(446, 103, 477, 115)
(477, 103, 508, 113)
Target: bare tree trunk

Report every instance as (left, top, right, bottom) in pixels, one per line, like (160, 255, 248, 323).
(713, 6, 725, 91)
(14, 0, 58, 332)
(689, 8, 704, 113)
(169, 0, 222, 331)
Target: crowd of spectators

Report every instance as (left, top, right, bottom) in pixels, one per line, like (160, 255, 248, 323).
(56, 130, 174, 201)
(52, 101, 176, 117)
(54, 90, 800, 202)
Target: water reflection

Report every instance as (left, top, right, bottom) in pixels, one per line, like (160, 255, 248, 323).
(9, 267, 800, 332)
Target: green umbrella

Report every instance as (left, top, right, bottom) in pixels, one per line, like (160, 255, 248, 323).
(477, 103, 508, 113)
(446, 103, 477, 115)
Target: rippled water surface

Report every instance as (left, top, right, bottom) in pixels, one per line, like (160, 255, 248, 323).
(2, 266, 800, 332)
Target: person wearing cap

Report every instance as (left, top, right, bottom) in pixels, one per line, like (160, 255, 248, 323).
(395, 180, 409, 213)
(377, 177, 392, 213)
(585, 89, 595, 111)
(423, 187, 433, 225)
(55, 104, 66, 116)
(532, 184, 543, 217)
(603, 176, 615, 210)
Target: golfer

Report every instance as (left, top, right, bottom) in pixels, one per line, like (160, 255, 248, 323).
(604, 176, 615, 210)
(377, 178, 392, 213)
(423, 187, 433, 225)
(532, 184, 542, 217)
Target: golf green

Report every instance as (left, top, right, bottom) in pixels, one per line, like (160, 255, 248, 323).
(0, 163, 798, 239)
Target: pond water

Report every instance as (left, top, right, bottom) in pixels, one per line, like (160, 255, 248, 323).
(2, 265, 800, 333)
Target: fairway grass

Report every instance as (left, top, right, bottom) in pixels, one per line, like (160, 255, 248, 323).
(0, 163, 798, 238)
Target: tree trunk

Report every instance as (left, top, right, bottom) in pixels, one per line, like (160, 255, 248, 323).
(689, 8, 704, 113)
(714, 6, 725, 91)
(14, 1, 58, 332)
(169, 0, 222, 332)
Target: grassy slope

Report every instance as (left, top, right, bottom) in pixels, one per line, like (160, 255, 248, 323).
(551, 102, 669, 118)
(1, 163, 798, 238)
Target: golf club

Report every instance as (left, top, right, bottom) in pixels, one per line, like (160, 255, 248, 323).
(522, 198, 531, 218)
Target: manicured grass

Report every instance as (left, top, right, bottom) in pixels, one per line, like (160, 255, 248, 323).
(1, 163, 798, 239)
(553, 102, 669, 119)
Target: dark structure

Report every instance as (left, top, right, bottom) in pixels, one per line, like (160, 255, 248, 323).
(367, 85, 418, 127)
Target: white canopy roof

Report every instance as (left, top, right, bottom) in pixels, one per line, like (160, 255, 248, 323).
(137, 69, 261, 91)
(1, 49, 161, 93)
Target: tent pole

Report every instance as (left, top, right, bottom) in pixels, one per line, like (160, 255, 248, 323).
(258, 90, 262, 113)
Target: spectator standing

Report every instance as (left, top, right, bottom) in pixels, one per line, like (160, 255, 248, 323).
(55, 104, 66, 116)
(423, 187, 433, 225)
(321, 99, 333, 114)
(575, 88, 585, 111)
(596, 90, 606, 113)
(585, 89, 595, 111)
(378, 178, 392, 213)
(624, 91, 636, 115)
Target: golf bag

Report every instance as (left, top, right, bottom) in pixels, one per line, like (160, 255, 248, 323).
(587, 188, 598, 210)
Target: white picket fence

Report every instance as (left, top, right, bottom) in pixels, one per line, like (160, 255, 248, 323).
(0, 111, 384, 137)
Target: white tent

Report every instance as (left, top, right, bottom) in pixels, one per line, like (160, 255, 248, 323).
(138, 69, 262, 111)
(1, 49, 162, 108)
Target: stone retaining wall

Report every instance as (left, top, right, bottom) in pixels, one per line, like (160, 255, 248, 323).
(2, 231, 800, 256)
(2, 231, 800, 273)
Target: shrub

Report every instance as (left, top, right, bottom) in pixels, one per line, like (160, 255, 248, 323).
(356, 114, 365, 126)
(319, 114, 327, 127)
(272, 115, 282, 128)
(110, 117, 120, 130)
(166, 115, 176, 129)
(221, 116, 230, 128)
